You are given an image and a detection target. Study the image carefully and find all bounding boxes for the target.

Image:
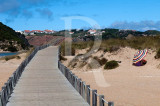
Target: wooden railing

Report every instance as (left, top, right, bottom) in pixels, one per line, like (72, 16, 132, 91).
(58, 47, 114, 106)
(0, 44, 50, 106)
(0, 36, 65, 106)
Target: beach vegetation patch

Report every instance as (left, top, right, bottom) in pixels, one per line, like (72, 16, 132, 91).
(104, 60, 119, 69)
(7, 46, 18, 52)
(3, 55, 21, 61)
(155, 48, 160, 59)
(60, 55, 67, 61)
(93, 56, 108, 66)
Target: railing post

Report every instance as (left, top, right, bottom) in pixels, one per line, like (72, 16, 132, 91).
(58, 46, 61, 61)
(108, 102, 114, 106)
(0, 93, 2, 106)
(4, 83, 9, 100)
(1, 91, 4, 106)
(86, 85, 90, 105)
(8, 78, 13, 94)
(77, 78, 80, 92)
(69, 72, 72, 83)
(92, 90, 97, 106)
(12, 72, 16, 87)
(99, 95, 104, 106)
(78, 78, 82, 95)
(65, 67, 68, 78)
(81, 81, 85, 99)
(72, 74, 75, 86)
(74, 76, 78, 90)
(2, 87, 6, 106)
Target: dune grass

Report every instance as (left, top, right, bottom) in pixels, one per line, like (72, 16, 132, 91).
(65, 36, 160, 51)
(60, 36, 160, 57)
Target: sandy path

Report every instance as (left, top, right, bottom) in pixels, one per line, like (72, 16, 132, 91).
(63, 47, 160, 106)
(0, 53, 26, 89)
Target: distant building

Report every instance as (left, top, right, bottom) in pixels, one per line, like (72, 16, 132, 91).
(88, 29, 97, 34)
(44, 30, 55, 34)
(23, 30, 31, 35)
(69, 32, 74, 34)
(31, 30, 44, 33)
(16, 31, 23, 34)
(22, 29, 55, 35)
(87, 29, 105, 36)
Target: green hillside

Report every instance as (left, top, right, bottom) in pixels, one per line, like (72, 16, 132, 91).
(0, 22, 29, 52)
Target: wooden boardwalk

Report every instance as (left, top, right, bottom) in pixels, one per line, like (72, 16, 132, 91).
(7, 46, 89, 106)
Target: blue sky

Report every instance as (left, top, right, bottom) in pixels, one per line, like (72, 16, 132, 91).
(0, 0, 160, 31)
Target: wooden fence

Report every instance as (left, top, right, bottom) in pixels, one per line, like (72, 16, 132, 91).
(0, 44, 50, 106)
(58, 47, 114, 106)
(0, 41, 114, 106)
(0, 37, 65, 106)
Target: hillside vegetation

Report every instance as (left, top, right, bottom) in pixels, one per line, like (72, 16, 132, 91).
(0, 22, 29, 52)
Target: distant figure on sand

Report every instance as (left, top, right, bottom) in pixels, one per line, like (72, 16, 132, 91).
(133, 49, 148, 66)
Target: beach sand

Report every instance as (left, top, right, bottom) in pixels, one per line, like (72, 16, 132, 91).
(0, 53, 26, 89)
(63, 47, 160, 106)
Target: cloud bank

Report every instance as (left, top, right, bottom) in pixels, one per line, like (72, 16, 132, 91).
(0, 0, 86, 23)
(110, 21, 160, 31)
(36, 8, 53, 20)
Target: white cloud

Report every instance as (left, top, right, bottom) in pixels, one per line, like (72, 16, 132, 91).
(110, 20, 160, 31)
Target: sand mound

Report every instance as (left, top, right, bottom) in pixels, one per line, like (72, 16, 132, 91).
(62, 47, 160, 106)
(64, 47, 160, 71)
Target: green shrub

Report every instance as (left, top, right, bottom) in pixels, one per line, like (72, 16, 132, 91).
(93, 56, 101, 65)
(3, 55, 21, 61)
(155, 48, 160, 59)
(93, 56, 108, 66)
(104, 60, 119, 69)
(60, 55, 67, 61)
(7, 46, 18, 52)
(104, 47, 110, 52)
(100, 58, 108, 65)
(16, 56, 21, 59)
(5, 57, 9, 61)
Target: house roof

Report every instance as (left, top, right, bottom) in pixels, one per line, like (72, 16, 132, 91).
(88, 30, 96, 33)
(24, 30, 30, 33)
(44, 30, 54, 32)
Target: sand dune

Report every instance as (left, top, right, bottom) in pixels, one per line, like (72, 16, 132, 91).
(63, 47, 160, 106)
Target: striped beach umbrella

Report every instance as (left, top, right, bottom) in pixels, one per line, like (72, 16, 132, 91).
(133, 49, 148, 64)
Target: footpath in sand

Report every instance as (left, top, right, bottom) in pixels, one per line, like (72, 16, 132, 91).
(63, 47, 160, 106)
